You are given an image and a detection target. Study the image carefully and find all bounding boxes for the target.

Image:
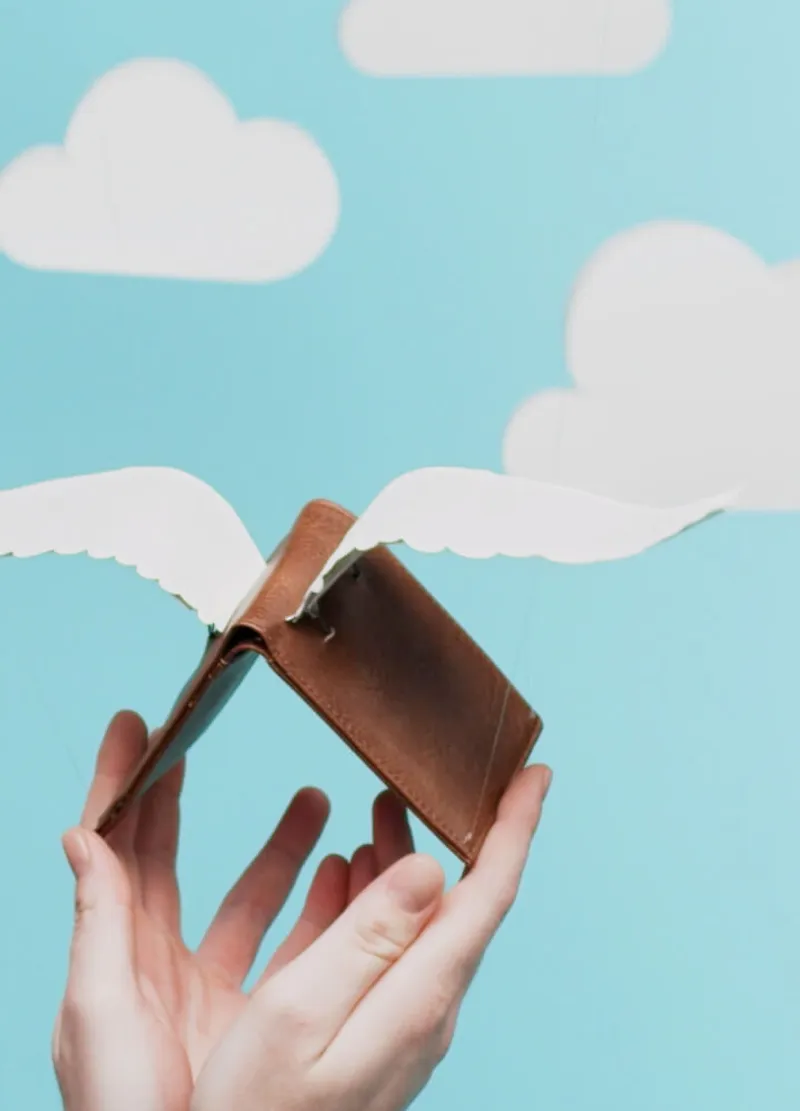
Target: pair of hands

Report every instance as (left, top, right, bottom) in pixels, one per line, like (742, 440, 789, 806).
(53, 711, 552, 1111)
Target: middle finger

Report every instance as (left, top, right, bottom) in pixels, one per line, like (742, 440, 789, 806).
(372, 791, 414, 874)
(197, 787, 330, 985)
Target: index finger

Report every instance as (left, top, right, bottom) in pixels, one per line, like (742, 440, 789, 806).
(321, 764, 552, 1067)
(450, 762, 552, 944)
(79, 711, 150, 884)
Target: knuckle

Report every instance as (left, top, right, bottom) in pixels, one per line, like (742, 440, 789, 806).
(73, 887, 131, 929)
(73, 888, 96, 922)
(354, 915, 409, 965)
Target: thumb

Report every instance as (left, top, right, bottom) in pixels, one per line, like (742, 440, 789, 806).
(256, 853, 445, 1057)
(62, 828, 136, 1006)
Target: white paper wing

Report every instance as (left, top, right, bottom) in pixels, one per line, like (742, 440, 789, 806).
(0, 467, 266, 630)
(294, 467, 734, 617)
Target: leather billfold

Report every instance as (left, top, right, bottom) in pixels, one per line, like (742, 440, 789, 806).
(96, 499, 543, 865)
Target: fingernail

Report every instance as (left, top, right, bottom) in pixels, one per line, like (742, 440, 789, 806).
(388, 855, 444, 914)
(62, 829, 90, 878)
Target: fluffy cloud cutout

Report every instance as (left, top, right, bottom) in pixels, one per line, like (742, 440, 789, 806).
(0, 59, 340, 282)
(503, 221, 800, 510)
(340, 0, 671, 76)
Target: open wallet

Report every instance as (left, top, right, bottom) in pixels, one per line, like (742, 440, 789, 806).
(95, 499, 544, 866)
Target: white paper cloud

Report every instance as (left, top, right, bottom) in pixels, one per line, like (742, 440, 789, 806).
(340, 0, 671, 76)
(0, 58, 340, 282)
(503, 221, 800, 510)
(294, 467, 731, 618)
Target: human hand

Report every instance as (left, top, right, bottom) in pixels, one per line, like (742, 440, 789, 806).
(52, 710, 418, 1111)
(52, 710, 552, 1111)
(191, 762, 552, 1111)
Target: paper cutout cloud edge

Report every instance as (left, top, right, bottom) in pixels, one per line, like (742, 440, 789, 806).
(0, 465, 733, 633)
(339, 0, 672, 77)
(504, 220, 800, 510)
(0, 58, 340, 283)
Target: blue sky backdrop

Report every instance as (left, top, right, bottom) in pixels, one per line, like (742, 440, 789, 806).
(2, 1, 800, 1107)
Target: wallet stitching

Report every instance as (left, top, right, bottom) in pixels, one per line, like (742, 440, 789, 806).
(96, 646, 237, 834)
(266, 640, 456, 835)
(267, 636, 502, 848)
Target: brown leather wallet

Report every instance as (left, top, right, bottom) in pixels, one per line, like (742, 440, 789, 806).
(96, 499, 543, 865)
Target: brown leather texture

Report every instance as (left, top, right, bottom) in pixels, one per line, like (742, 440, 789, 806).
(97, 499, 543, 865)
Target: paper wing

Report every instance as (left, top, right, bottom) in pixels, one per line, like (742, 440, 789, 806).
(294, 467, 734, 618)
(0, 467, 266, 630)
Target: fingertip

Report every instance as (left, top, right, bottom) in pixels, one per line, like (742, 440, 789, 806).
(473, 766, 552, 886)
(348, 843, 379, 902)
(108, 708, 148, 734)
(62, 827, 90, 878)
(318, 853, 351, 904)
(295, 786, 331, 819)
(386, 853, 445, 915)
(372, 789, 414, 873)
(93, 709, 149, 778)
(316, 851, 349, 885)
(306, 853, 350, 926)
(321, 852, 349, 875)
(373, 787, 397, 811)
(373, 789, 407, 824)
(351, 843, 376, 867)
(501, 763, 552, 813)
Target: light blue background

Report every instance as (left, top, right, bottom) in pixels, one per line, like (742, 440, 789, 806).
(2, 1, 800, 1107)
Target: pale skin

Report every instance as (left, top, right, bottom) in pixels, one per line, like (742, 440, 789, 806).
(53, 711, 552, 1111)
